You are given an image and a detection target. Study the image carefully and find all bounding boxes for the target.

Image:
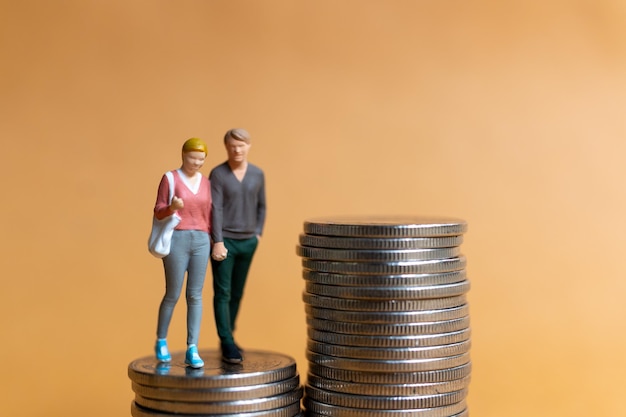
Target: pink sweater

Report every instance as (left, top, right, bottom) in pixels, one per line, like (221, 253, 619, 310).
(153, 170, 211, 233)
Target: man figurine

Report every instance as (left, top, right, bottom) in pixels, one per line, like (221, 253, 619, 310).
(210, 128, 266, 363)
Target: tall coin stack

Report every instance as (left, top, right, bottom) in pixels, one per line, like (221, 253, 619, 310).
(128, 350, 303, 417)
(297, 217, 471, 417)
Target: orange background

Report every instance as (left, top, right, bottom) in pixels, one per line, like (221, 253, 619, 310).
(2, 1, 626, 416)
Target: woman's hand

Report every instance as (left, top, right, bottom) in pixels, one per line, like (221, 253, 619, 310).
(170, 196, 184, 211)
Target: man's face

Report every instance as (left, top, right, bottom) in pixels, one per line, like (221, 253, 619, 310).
(225, 137, 251, 164)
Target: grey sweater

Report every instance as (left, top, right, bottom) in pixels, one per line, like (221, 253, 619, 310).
(209, 162, 266, 242)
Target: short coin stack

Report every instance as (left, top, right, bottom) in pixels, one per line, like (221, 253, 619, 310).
(128, 350, 303, 417)
(297, 216, 471, 417)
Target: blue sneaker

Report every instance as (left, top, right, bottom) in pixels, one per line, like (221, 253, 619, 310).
(185, 345, 204, 368)
(155, 339, 171, 362)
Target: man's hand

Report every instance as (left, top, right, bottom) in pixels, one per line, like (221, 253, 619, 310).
(212, 241, 228, 261)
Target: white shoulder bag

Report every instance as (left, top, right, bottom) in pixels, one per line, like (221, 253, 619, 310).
(148, 171, 182, 258)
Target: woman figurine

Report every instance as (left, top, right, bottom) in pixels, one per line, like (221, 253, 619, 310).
(152, 138, 211, 368)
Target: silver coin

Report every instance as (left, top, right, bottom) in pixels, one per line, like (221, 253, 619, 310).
(303, 397, 467, 417)
(305, 384, 467, 409)
(303, 270, 467, 287)
(307, 340, 471, 360)
(128, 350, 297, 389)
(303, 293, 468, 312)
(302, 257, 466, 275)
(305, 316, 470, 336)
(307, 328, 471, 348)
(303, 216, 468, 238)
(132, 374, 300, 402)
(304, 281, 470, 301)
(296, 246, 461, 262)
(135, 386, 303, 414)
(307, 373, 471, 396)
(306, 351, 471, 372)
(308, 362, 472, 384)
(131, 400, 302, 417)
(305, 305, 469, 323)
(298, 234, 464, 250)
(305, 411, 467, 417)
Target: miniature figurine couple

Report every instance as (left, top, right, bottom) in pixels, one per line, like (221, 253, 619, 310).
(151, 129, 266, 368)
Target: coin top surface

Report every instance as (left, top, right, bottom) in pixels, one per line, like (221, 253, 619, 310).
(303, 216, 467, 238)
(128, 350, 297, 388)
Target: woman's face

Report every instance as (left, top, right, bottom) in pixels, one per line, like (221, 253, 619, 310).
(181, 151, 206, 175)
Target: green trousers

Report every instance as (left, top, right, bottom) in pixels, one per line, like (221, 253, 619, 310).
(211, 237, 258, 345)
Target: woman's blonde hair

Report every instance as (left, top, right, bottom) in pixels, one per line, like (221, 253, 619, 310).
(182, 137, 208, 154)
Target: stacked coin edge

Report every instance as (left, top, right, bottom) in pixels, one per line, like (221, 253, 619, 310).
(298, 216, 471, 417)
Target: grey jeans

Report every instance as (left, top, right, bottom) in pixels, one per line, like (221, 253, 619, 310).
(156, 230, 210, 346)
